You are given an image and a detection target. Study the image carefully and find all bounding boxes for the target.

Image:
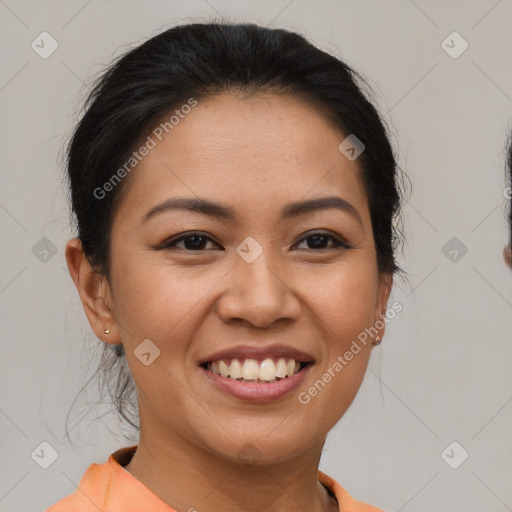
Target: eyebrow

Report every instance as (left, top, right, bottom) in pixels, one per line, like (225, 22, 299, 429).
(141, 196, 363, 226)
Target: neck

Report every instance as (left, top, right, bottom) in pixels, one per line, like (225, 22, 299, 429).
(123, 418, 338, 512)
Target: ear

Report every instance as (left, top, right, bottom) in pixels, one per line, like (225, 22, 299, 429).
(373, 272, 393, 340)
(504, 244, 512, 269)
(65, 238, 120, 345)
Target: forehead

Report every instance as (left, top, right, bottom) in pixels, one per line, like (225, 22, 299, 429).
(114, 92, 368, 224)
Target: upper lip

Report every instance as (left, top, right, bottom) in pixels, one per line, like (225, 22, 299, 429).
(198, 343, 315, 365)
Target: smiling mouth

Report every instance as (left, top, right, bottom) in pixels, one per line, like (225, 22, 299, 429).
(200, 357, 312, 383)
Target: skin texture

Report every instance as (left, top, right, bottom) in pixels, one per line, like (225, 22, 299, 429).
(66, 92, 392, 512)
(504, 245, 511, 268)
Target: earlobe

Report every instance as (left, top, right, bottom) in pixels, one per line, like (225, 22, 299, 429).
(65, 238, 119, 344)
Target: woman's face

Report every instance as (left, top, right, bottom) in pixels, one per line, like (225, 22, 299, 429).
(99, 92, 392, 463)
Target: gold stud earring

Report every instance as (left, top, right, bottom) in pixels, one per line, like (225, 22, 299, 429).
(373, 335, 382, 346)
(102, 327, 112, 343)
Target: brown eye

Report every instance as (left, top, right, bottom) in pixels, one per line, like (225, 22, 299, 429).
(294, 231, 350, 251)
(158, 231, 222, 251)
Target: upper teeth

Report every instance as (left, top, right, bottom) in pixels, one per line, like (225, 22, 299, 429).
(207, 358, 302, 381)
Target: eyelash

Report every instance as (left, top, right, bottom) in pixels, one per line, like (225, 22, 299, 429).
(157, 230, 351, 252)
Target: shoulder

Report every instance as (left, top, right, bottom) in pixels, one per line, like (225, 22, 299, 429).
(318, 470, 388, 512)
(44, 445, 175, 512)
(45, 461, 113, 512)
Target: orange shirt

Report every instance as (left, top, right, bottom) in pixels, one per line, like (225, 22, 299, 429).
(45, 445, 385, 512)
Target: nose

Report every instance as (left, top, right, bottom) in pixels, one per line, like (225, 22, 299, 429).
(216, 249, 302, 328)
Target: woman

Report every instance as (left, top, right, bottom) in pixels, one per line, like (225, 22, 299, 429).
(46, 22, 404, 512)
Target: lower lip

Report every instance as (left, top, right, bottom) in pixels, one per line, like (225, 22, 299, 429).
(199, 364, 313, 402)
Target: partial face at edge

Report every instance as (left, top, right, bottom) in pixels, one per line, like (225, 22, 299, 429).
(100, 92, 392, 462)
(504, 244, 512, 268)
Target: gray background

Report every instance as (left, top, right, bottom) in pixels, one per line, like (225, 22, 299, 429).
(1, 1, 511, 511)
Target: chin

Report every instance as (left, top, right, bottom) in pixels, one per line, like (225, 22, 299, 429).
(207, 433, 314, 467)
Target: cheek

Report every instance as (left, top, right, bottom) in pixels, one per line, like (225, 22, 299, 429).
(296, 267, 377, 428)
(108, 256, 211, 409)
(109, 249, 227, 349)
(302, 258, 379, 338)
(301, 259, 378, 375)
